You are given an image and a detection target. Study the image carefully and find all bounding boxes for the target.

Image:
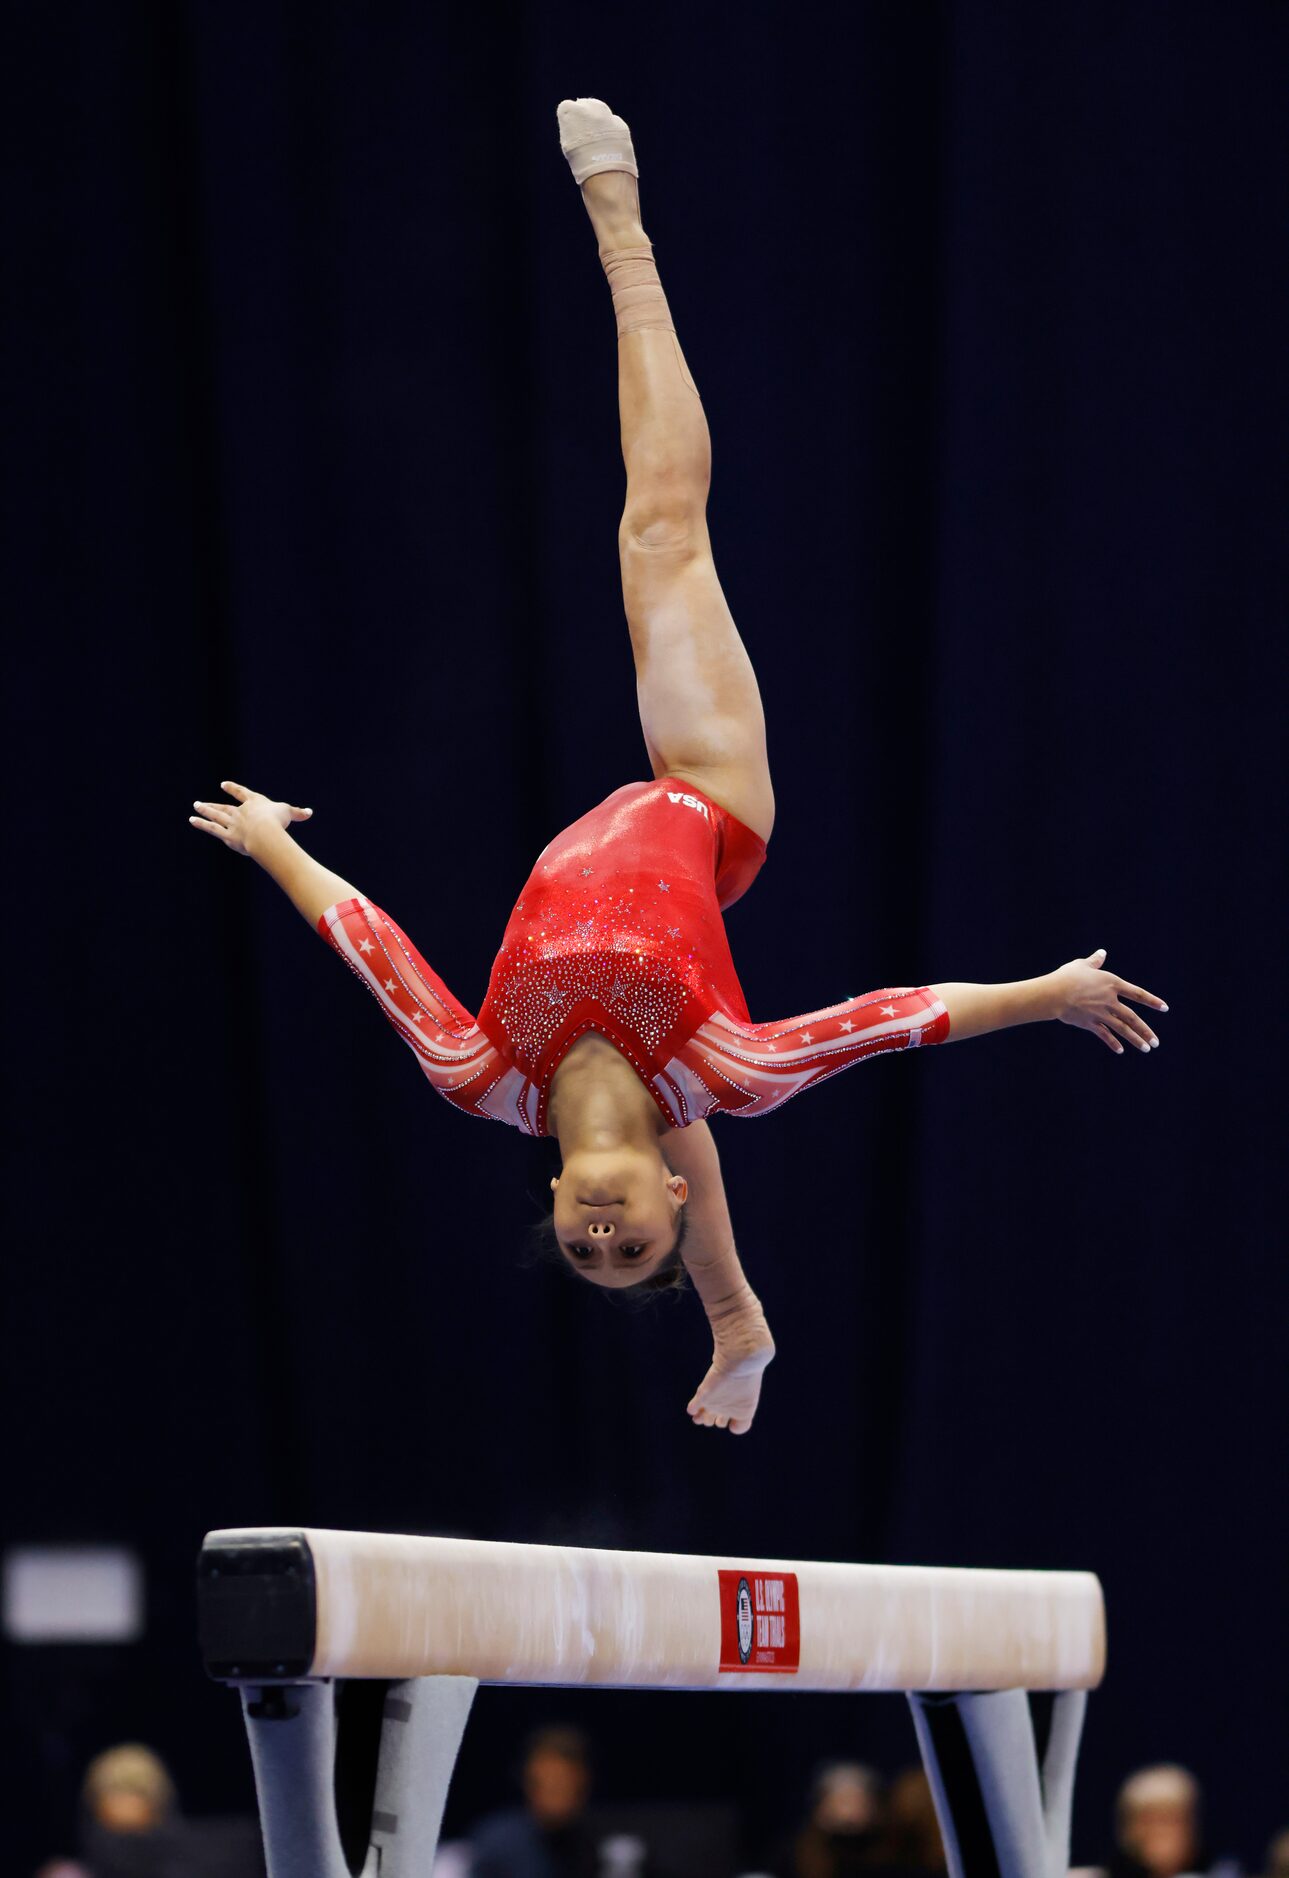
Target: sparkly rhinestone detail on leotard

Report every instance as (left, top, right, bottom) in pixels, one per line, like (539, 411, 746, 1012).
(494, 879, 702, 1048)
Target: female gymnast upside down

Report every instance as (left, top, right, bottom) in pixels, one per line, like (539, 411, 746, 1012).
(190, 99, 1167, 1435)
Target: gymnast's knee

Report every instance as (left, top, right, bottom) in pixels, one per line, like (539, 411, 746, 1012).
(619, 466, 709, 553)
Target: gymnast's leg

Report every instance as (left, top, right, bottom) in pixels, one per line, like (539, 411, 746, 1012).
(559, 100, 775, 844)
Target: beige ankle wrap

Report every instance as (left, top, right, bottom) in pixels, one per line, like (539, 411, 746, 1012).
(599, 244, 675, 337)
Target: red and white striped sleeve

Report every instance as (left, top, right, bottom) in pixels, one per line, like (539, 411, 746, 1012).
(674, 987, 950, 1120)
(316, 896, 506, 1121)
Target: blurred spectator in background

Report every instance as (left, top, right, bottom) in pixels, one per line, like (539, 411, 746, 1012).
(1261, 1831, 1289, 1878)
(767, 1762, 891, 1878)
(77, 1744, 186, 1876)
(1109, 1767, 1209, 1878)
(885, 1768, 947, 1876)
(83, 1745, 177, 1836)
(470, 1725, 598, 1877)
(31, 1742, 261, 1878)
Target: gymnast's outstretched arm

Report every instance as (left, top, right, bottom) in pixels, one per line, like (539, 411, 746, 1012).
(692, 949, 1168, 1121)
(932, 948, 1167, 1055)
(662, 1121, 774, 1436)
(190, 782, 495, 1117)
(190, 780, 358, 924)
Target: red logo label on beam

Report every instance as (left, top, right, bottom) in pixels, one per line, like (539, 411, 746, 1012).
(718, 1570, 800, 1672)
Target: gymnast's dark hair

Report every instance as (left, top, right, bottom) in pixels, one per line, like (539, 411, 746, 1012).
(529, 1202, 690, 1304)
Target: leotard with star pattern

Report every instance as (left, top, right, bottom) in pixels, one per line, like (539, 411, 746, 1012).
(317, 778, 949, 1135)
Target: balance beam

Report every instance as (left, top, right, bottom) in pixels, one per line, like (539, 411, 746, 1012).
(198, 1528, 1106, 1878)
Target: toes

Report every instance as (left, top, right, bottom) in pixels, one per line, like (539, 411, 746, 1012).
(557, 97, 610, 123)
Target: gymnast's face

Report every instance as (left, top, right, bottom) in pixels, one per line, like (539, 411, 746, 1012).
(550, 1150, 687, 1287)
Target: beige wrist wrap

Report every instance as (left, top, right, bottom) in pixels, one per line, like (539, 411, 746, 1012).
(599, 244, 675, 337)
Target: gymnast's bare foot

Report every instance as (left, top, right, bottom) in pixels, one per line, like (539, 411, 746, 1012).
(688, 1304, 775, 1436)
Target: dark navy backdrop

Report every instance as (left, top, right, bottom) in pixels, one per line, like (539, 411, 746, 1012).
(4, 4, 1285, 1872)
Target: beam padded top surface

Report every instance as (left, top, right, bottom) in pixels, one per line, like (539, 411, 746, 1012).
(199, 1528, 1106, 1693)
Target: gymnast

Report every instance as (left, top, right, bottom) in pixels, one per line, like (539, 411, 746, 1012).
(190, 99, 1166, 1435)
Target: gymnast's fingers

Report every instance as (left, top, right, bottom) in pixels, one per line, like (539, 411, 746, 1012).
(289, 804, 314, 821)
(1106, 1011, 1152, 1054)
(1091, 1021, 1123, 1055)
(220, 779, 251, 801)
(189, 815, 230, 840)
(1112, 975, 1168, 1012)
(193, 801, 233, 827)
(1111, 1002, 1158, 1050)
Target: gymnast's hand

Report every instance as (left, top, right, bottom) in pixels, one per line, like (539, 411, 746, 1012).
(189, 780, 313, 858)
(688, 1296, 775, 1436)
(1050, 948, 1168, 1055)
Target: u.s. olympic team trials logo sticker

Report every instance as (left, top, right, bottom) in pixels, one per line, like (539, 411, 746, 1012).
(718, 1569, 801, 1674)
(735, 1576, 754, 1664)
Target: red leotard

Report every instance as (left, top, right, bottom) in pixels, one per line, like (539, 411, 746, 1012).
(317, 778, 949, 1134)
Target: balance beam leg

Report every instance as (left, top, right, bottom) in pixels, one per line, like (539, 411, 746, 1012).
(1037, 1689, 1088, 1878)
(909, 1688, 1086, 1878)
(241, 1676, 477, 1878)
(368, 1675, 478, 1877)
(240, 1683, 351, 1878)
